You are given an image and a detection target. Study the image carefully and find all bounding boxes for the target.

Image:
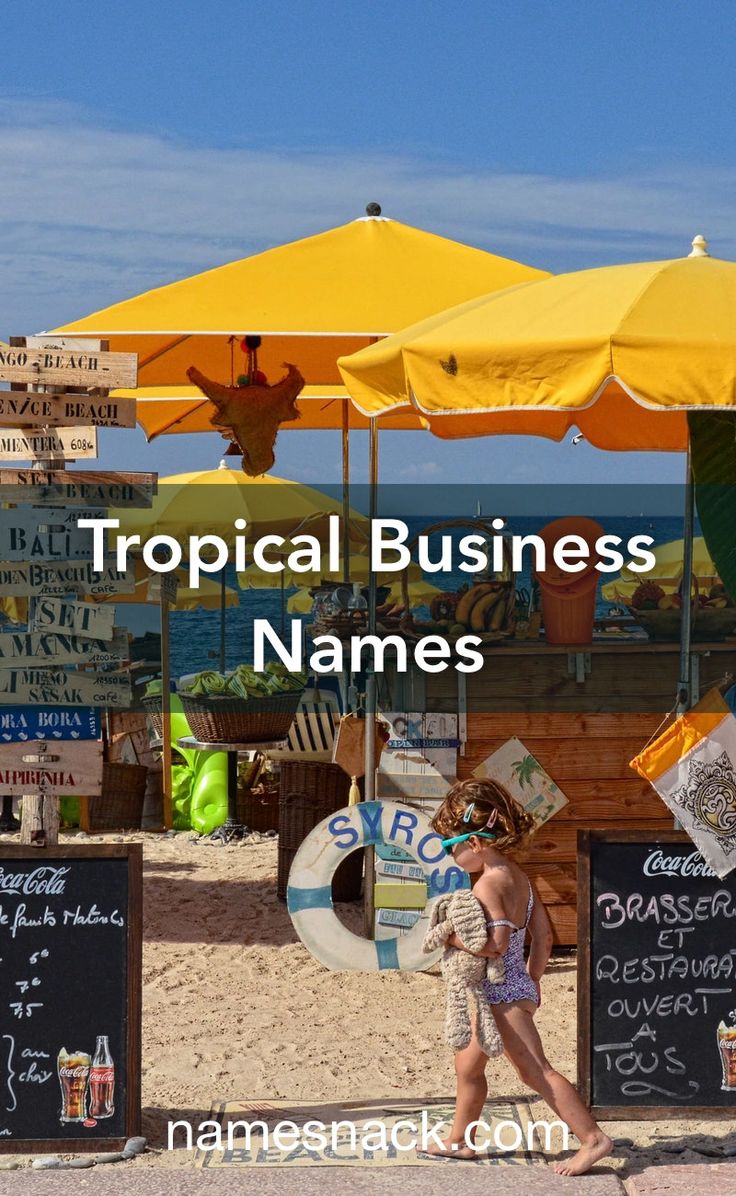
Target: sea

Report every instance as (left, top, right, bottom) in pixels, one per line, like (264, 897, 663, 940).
(138, 514, 691, 680)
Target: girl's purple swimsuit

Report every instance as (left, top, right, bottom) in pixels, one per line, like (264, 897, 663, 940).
(482, 879, 539, 1006)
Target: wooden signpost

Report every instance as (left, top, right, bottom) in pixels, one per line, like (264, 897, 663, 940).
(0, 510, 98, 561)
(31, 597, 116, 641)
(0, 344, 138, 389)
(578, 830, 736, 1117)
(0, 392, 136, 429)
(0, 738, 103, 796)
(0, 559, 136, 597)
(0, 669, 133, 707)
(0, 427, 98, 461)
(0, 629, 129, 667)
(0, 469, 156, 508)
(0, 843, 142, 1152)
(0, 706, 101, 742)
(0, 336, 153, 848)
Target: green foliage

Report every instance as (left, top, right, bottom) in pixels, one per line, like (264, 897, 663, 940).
(689, 412, 736, 606)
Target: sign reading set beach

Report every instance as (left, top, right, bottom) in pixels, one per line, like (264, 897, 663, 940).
(0, 844, 142, 1152)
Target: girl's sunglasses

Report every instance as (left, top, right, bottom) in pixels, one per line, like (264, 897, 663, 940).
(440, 830, 497, 857)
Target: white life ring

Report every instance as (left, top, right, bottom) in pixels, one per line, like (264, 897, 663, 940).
(287, 800, 469, 971)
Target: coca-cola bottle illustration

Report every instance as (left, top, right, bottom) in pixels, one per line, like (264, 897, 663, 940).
(89, 1035, 114, 1119)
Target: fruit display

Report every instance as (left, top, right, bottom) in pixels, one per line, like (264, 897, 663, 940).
(181, 661, 306, 698)
(630, 581, 666, 610)
(403, 581, 512, 639)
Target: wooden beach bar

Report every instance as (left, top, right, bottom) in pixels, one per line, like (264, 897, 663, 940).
(389, 638, 736, 945)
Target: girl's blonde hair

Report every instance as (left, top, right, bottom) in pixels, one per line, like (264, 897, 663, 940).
(431, 778, 535, 856)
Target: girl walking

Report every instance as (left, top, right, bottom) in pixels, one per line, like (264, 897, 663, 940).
(427, 778, 612, 1176)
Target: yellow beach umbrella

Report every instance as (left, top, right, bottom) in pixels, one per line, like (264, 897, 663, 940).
(111, 461, 367, 545)
(286, 578, 441, 615)
(338, 236, 736, 451)
(238, 551, 421, 592)
(601, 538, 717, 602)
(50, 208, 548, 439)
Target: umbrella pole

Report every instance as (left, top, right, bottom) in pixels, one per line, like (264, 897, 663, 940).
(161, 590, 173, 830)
(677, 443, 695, 716)
(219, 569, 226, 672)
(363, 418, 379, 937)
(342, 400, 350, 584)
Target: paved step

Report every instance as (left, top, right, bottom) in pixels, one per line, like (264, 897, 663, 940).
(627, 1159, 736, 1196)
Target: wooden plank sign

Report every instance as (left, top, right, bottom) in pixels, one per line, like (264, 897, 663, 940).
(0, 669, 133, 707)
(0, 843, 142, 1152)
(0, 630, 129, 668)
(0, 738, 102, 796)
(0, 706, 101, 742)
(31, 598, 116, 641)
(0, 510, 102, 561)
(578, 830, 736, 1118)
(0, 559, 136, 597)
(0, 469, 156, 508)
(0, 427, 97, 461)
(0, 344, 138, 388)
(0, 393, 136, 429)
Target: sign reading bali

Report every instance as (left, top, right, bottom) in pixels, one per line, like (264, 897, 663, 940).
(287, 800, 468, 971)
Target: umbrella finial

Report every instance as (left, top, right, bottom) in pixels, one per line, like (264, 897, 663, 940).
(689, 234, 710, 257)
(218, 458, 229, 470)
(365, 202, 382, 216)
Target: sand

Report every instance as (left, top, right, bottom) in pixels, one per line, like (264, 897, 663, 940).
(4, 829, 735, 1175)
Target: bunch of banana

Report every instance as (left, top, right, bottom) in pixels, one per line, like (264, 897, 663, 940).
(449, 582, 512, 635)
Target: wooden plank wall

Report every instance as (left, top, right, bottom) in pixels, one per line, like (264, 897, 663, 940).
(457, 712, 672, 945)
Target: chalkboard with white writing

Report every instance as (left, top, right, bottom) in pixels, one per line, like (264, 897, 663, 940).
(0, 845, 142, 1151)
(578, 831, 736, 1118)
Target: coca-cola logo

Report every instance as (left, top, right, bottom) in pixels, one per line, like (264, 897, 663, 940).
(59, 1065, 89, 1078)
(643, 849, 715, 879)
(91, 1067, 114, 1080)
(0, 865, 70, 896)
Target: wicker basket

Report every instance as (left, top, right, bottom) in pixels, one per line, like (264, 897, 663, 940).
(141, 694, 164, 740)
(277, 762, 363, 902)
(86, 762, 148, 832)
(178, 689, 303, 744)
(238, 782, 280, 832)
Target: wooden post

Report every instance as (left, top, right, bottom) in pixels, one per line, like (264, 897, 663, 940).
(161, 589, 173, 830)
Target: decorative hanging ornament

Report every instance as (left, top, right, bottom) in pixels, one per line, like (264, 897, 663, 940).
(187, 356, 305, 477)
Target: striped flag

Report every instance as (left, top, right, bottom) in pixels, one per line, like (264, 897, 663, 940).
(630, 687, 736, 878)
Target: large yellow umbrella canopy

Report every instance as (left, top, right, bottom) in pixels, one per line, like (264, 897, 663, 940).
(338, 238, 736, 451)
(110, 461, 368, 544)
(50, 211, 548, 439)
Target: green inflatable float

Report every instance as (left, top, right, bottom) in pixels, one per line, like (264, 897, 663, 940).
(169, 694, 229, 834)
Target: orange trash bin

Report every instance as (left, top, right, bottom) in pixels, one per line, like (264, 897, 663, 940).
(535, 517, 604, 644)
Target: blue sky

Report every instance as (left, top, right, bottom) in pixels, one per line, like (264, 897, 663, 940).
(2, 1, 735, 487)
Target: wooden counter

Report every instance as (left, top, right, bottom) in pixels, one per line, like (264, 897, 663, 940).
(390, 639, 736, 944)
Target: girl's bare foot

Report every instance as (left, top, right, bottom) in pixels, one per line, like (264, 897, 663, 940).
(552, 1131, 614, 1176)
(423, 1137, 477, 1159)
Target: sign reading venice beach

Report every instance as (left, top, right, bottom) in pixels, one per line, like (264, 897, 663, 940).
(0, 844, 142, 1151)
(0, 393, 136, 430)
(0, 344, 138, 389)
(578, 831, 736, 1117)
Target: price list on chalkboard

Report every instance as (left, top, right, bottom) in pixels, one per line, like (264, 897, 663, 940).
(0, 845, 141, 1151)
(579, 831, 736, 1117)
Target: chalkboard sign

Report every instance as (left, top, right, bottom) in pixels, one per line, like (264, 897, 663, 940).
(578, 831, 736, 1118)
(0, 845, 142, 1152)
